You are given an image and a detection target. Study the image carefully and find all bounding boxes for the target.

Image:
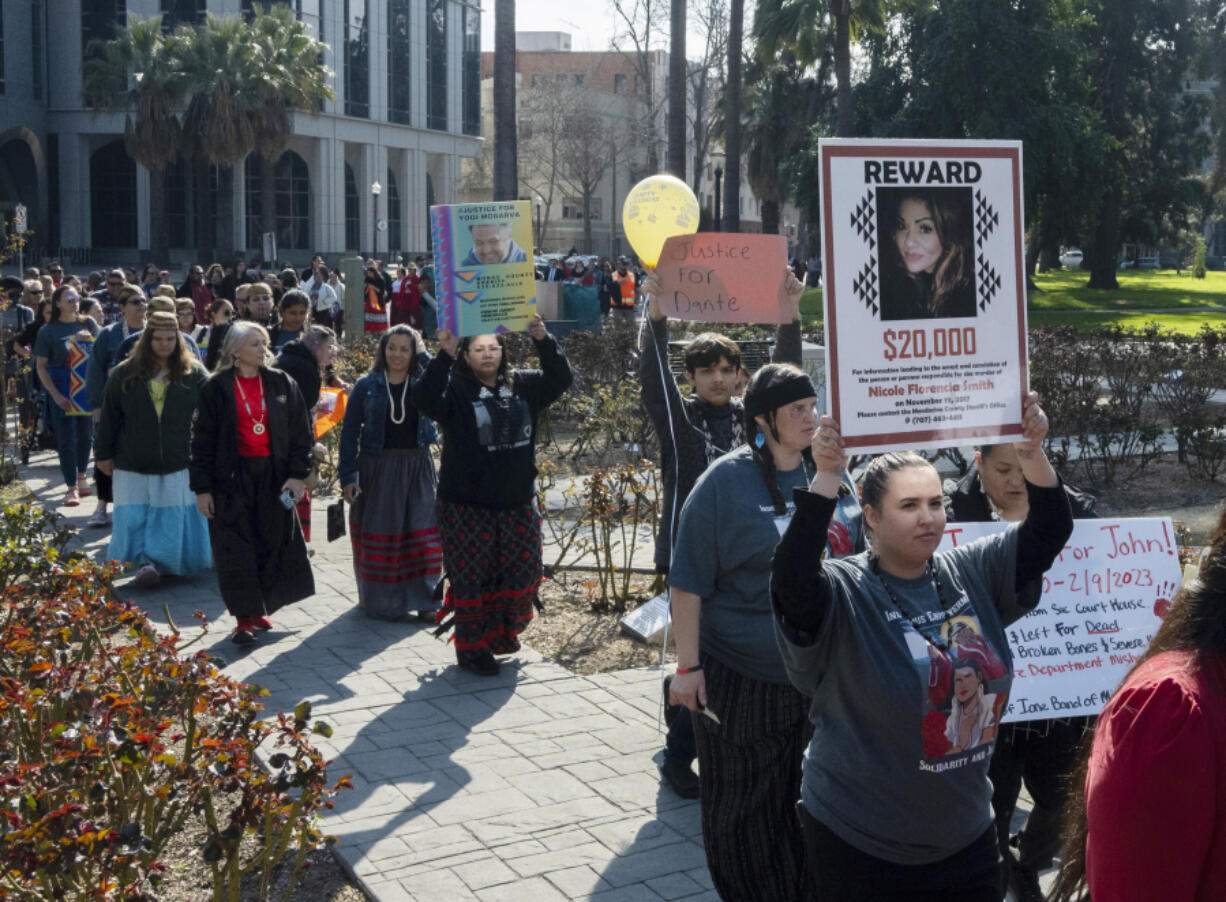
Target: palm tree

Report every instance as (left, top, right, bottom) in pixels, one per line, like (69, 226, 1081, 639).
(724, 0, 744, 232)
(82, 15, 184, 265)
(247, 4, 333, 254)
(744, 60, 801, 235)
(173, 14, 259, 260)
(754, 0, 896, 137)
(493, 0, 518, 201)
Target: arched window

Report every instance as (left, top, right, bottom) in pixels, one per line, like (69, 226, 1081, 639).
(244, 155, 262, 249)
(386, 169, 401, 252)
(275, 152, 310, 250)
(90, 140, 136, 248)
(244, 151, 311, 251)
(345, 163, 360, 251)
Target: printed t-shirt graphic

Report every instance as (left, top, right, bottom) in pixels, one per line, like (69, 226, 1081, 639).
(900, 603, 1008, 761)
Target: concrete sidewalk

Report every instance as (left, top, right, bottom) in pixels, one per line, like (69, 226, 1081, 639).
(18, 446, 713, 901)
(18, 443, 1056, 901)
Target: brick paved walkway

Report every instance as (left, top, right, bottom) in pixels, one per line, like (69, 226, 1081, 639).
(20, 444, 1055, 901)
(20, 447, 713, 901)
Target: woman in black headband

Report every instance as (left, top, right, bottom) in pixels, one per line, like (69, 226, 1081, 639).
(668, 363, 865, 902)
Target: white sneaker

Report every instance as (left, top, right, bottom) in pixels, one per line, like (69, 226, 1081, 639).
(87, 508, 110, 528)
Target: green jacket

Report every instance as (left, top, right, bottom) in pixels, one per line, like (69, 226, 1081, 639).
(94, 359, 210, 475)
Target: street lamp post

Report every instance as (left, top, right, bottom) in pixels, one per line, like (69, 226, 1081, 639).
(370, 180, 382, 258)
(713, 167, 723, 231)
(534, 195, 543, 251)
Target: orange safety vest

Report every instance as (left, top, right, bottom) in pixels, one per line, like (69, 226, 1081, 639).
(611, 271, 637, 307)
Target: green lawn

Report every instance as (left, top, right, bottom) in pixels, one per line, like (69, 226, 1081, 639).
(1028, 269, 1226, 311)
(798, 272, 1226, 335)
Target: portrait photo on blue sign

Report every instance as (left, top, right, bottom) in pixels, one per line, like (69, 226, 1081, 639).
(460, 221, 530, 266)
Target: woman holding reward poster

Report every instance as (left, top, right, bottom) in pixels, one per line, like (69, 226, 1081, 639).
(412, 315, 572, 676)
(770, 393, 1072, 900)
(667, 364, 865, 902)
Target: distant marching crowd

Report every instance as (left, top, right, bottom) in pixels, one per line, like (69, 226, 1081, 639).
(1, 248, 1223, 902)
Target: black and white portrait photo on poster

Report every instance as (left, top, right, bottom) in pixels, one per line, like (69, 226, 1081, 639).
(819, 139, 1027, 454)
(877, 187, 977, 321)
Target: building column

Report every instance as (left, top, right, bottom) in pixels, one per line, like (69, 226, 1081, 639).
(402, 148, 421, 253)
(59, 135, 88, 249)
(135, 164, 150, 252)
(369, 0, 387, 123)
(318, 137, 343, 256)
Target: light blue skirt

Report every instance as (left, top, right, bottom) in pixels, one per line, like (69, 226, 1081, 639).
(109, 468, 213, 575)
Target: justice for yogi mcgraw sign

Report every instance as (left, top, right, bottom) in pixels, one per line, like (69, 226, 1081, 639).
(819, 139, 1027, 453)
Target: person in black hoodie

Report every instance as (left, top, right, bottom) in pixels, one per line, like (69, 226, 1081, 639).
(943, 442, 1096, 902)
(411, 315, 572, 675)
(273, 325, 340, 541)
(273, 325, 338, 412)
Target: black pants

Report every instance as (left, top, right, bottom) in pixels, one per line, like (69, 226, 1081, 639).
(691, 654, 815, 902)
(800, 805, 1002, 901)
(989, 717, 1090, 879)
(209, 456, 314, 618)
(94, 467, 113, 504)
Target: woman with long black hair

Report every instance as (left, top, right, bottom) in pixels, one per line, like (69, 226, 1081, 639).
(339, 324, 442, 621)
(190, 321, 315, 645)
(34, 284, 101, 506)
(411, 315, 571, 675)
(879, 188, 976, 321)
(94, 311, 211, 587)
(668, 363, 864, 902)
(1051, 507, 1226, 902)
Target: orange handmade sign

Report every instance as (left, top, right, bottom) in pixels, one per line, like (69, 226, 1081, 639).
(314, 386, 347, 439)
(655, 233, 790, 323)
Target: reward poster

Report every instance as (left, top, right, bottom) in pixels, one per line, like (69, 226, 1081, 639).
(819, 139, 1027, 452)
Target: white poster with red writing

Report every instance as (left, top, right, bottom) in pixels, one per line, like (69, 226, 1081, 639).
(938, 518, 1183, 723)
(819, 138, 1027, 452)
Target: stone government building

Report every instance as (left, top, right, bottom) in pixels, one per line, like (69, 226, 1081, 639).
(0, 0, 483, 267)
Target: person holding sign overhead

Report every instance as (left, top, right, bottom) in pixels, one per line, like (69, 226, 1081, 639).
(944, 442, 1097, 902)
(640, 264, 810, 799)
(412, 315, 572, 676)
(1051, 505, 1226, 902)
(667, 364, 864, 902)
(770, 394, 1072, 901)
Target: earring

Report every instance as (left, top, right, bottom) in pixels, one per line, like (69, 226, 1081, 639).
(753, 430, 765, 449)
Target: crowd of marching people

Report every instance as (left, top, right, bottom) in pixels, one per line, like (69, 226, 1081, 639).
(2, 250, 1224, 901)
(1, 255, 571, 676)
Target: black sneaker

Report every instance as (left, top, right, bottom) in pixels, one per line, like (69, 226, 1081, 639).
(659, 756, 700, 799)
(231, 628, 257, 646)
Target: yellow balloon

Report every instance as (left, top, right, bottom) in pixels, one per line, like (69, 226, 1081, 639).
(622, 174, 700, 267)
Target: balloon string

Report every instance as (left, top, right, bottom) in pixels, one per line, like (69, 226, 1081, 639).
(640, 293, 698, 737)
